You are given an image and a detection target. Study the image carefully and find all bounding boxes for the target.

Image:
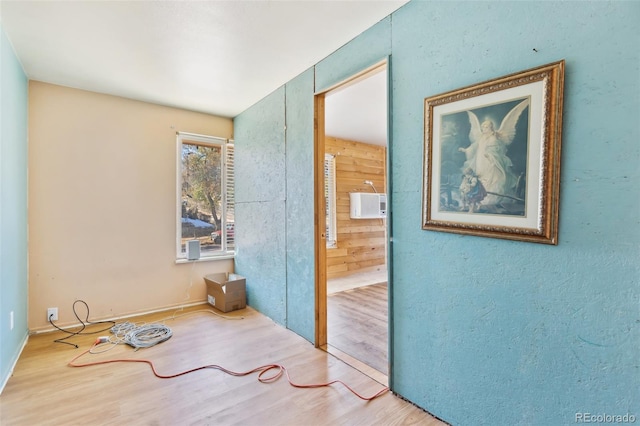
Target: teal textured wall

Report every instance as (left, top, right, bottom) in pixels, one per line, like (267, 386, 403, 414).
(284, 69, 316, 341)
(233, 86, 287, 325)
(315, 17, 392, 92)
(0, 23, 29, 392)
(391, 2, 638, 424)
(234, 1, 639, 424)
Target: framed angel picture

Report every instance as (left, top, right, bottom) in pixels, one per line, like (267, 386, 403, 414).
(422, 61, 564, 244)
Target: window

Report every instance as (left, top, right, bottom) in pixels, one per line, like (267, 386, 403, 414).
(177, 133, 234, 259)
(325, 154, 337, 248)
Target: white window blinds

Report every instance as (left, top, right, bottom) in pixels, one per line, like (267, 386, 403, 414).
(324, 154, 337, 248)
(224, 142, 235, 250)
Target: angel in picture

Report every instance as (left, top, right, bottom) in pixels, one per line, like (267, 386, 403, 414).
(458, 98, 530, 207)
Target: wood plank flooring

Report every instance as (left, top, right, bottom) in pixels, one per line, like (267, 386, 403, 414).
(0, 304, 446, 426)
(328, 283, 388, 375)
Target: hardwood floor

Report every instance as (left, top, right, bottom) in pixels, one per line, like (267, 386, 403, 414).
(328, 283, 388, 375)
(327, 268, 388, 294)
(0, 304, 445, 426)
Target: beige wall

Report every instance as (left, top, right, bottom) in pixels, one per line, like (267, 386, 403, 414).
(28, 82, 234, 331)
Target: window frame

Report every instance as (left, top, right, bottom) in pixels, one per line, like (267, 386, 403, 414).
(176, 132, 235, 261)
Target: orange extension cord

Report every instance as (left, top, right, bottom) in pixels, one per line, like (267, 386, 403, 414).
(69, 340, 389, 401)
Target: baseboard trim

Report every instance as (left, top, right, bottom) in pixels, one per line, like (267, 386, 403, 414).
(29, 300, 209, 335)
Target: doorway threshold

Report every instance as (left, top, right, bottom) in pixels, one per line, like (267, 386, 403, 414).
(321, 344, 388, 387)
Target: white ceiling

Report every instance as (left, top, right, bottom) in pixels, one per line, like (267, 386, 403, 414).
(0, 0, 405, 145)
(325, 67, 387, 146)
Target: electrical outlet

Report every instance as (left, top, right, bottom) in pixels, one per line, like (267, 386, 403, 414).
(47, 307, 58, 322)
(10, 311, 14, 330)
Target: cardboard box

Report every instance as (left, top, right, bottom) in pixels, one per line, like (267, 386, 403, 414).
(204, 273, 246, 313)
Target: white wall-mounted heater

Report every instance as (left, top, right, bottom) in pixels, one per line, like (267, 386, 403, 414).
(349, 192, 387, 219)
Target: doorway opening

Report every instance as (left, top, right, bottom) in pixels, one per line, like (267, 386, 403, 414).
(314, 60, 390, 385)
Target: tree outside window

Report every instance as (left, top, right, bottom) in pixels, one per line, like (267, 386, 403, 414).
(178, 133, 234, 259)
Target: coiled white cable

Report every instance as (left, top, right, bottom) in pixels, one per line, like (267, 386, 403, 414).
(123, 323, 173, 349)
(110, 322, 138, 337)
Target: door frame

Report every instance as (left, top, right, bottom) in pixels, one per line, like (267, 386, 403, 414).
(313, 59, 392, 379)
(313, 90, 328, 347)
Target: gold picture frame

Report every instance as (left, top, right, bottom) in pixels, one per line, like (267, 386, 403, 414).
(422, 60, 564, 244)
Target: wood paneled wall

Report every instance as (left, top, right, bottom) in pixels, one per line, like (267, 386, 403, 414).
(325, 136, 386, 278)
